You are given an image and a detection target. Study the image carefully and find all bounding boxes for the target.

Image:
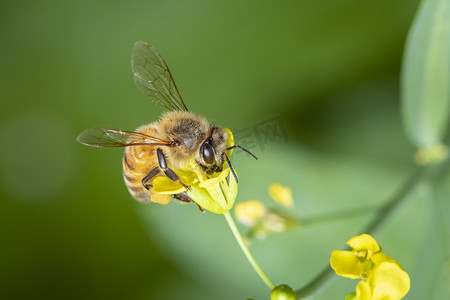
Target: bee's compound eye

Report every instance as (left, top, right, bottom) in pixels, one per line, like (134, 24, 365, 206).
(201, 142, 215, 165)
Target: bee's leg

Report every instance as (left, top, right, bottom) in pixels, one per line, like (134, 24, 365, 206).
(173, 192, 192, 203)
(174, 193, 205, 213)
(194, 203, 205, 212)
(141, 167, 160, 190)
(157, 148, 189, 190)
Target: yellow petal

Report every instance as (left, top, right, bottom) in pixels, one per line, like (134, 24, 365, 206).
(347, 234, 381, 254)
(225, 128, 235, 151)
(235, 200, 267, 226)
(220, 172, 238, 211)
(372, 253, 398, 268)
(186, 185, 224, 214)
(185, 166, 238, 214)
(268, 183, 294, 208)
(355, 280, 371, 300)
(172, 166, 199, 184)
(199, 168, 230, 188)
(204, 180, 228, 209)
(228, 170, 238, 201)
(152, 176, 185, 194)
(330, 250, 362, 279)
(369, 262, 410, 300)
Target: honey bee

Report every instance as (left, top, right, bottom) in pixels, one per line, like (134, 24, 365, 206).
(77, 41, 256, 209)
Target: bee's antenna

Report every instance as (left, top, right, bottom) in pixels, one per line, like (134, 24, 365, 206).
(223, 152, 239, 184)
(226, 145, 258, 160)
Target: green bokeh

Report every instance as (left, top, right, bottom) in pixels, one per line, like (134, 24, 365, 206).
(2, 0, 448, 299)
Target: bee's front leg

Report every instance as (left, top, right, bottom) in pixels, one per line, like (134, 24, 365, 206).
(141, 167, 160, 190)
(157, 148, 189, 190)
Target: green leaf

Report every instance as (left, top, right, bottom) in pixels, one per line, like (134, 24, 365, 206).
(401, 0, 450, 149)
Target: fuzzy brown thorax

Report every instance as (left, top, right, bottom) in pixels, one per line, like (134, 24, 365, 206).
(157, 111, 228, 171)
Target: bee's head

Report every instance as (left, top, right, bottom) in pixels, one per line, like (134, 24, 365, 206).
(198, 126, 228, 173)
(197, 126, 257, 183)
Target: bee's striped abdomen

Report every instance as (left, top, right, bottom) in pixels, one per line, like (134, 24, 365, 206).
(122, 144, 157, 202)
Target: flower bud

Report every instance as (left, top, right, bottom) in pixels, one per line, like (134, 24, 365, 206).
(268, 183, 294, 208)
(235, 200, 267, 226)
(271, 284, 295, 300)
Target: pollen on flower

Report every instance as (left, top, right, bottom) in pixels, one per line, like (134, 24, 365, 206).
(360, 272, 368, 280)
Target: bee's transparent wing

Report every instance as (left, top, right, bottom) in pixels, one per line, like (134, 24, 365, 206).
(131, 41, 188, 111)
(77, 127, 171, 148)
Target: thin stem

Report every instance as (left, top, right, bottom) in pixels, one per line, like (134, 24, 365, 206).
(300, 204, 376, 226)
(223, 210, 276, 290)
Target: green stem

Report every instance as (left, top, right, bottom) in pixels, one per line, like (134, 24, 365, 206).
(223, 210, 276, 290)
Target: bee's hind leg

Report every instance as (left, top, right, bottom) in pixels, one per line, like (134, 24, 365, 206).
(174, 193, 205, 213)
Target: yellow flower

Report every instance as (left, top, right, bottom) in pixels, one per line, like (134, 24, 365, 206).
(355, 262, 410, 300)
(234, 183, 299, 241)
(235, 200, 267, 227)
(152, 164, 237, 214)
(151, 128, 237, 214)
(188, 167, 238, 214)
(331, 234, 380, 279)
(268, 183, 294, 208)
(330, 234, 410, 300)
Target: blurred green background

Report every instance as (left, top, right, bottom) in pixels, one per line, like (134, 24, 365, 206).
(1, 0, 449, 299)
